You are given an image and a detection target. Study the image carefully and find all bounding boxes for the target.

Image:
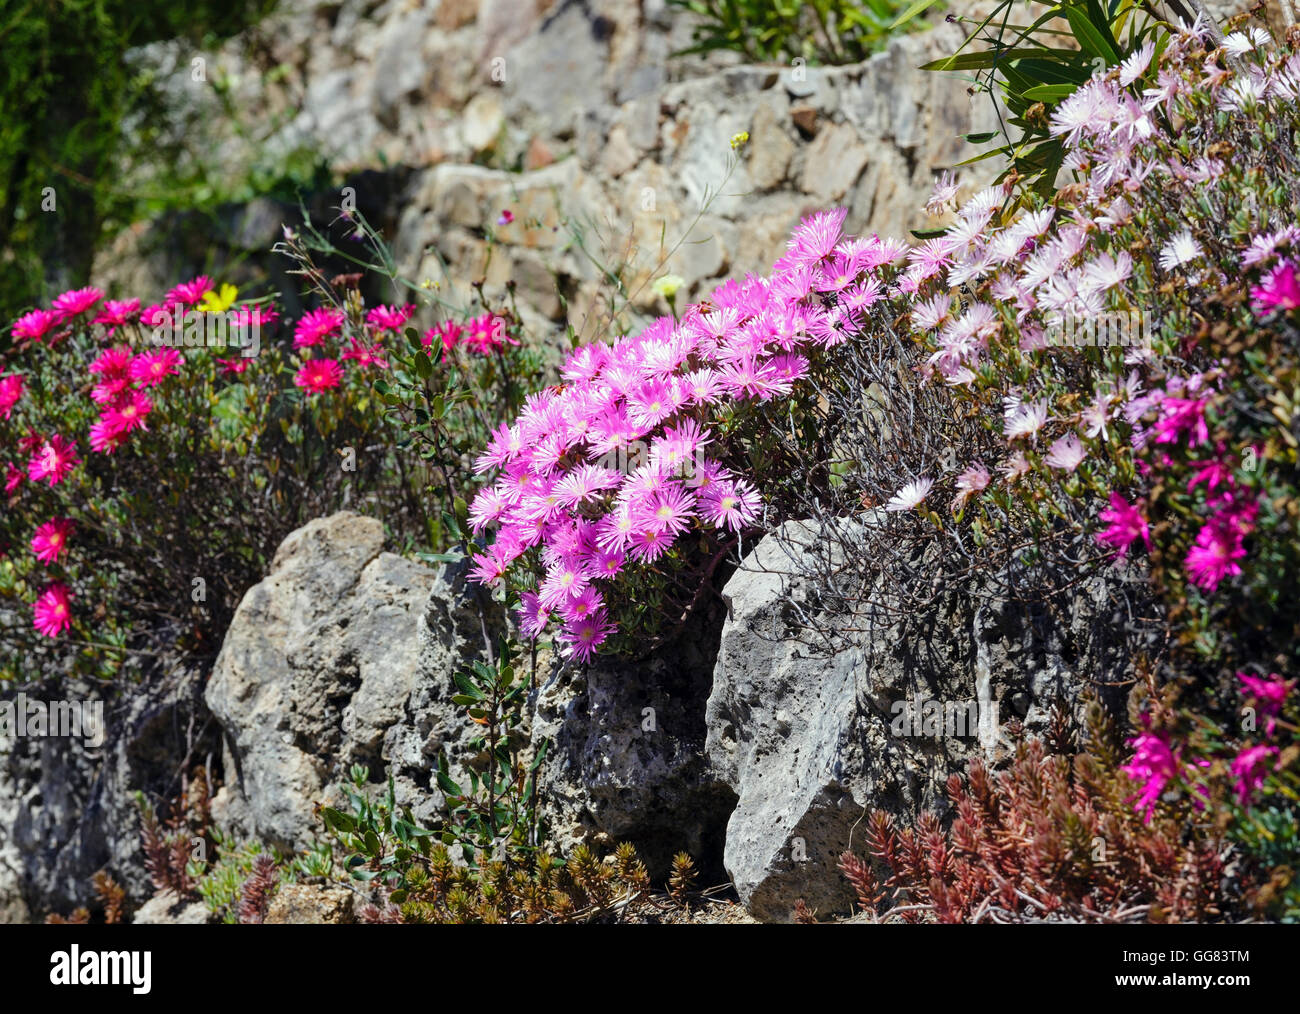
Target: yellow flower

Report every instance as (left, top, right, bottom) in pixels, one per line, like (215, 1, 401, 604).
(198, 283, 239, 313)
(730, 131, 750, 151)
(652, 274, 685, 299)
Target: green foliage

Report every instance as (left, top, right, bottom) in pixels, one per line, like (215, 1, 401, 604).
(904, 0, 1170, 197)
(668, 0, 939, 65)
(0, 0, 287, 321)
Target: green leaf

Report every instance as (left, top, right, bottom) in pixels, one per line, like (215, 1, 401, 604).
(1065, 6, 1119, 64)
(890, 0, 942, 29)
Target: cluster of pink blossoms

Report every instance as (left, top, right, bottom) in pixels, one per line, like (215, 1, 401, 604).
(424, 312, 517, 358)
(467, 208, 908, 660)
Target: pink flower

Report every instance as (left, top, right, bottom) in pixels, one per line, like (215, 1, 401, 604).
(1153, 396, 1209, 448)
(1250, 260, 1300, 313)
(951, 463, 990, 512)
(101, 390, 153, 440)
(51, 286, 103, 320)
(293, 308, 345, 349)
(89, 346, 133, 379)
(11, 309, 59, 342)
(497, 209, 515, 226)
(1239, 671, 1292, 736)
(561, 609, 616, 662)
(1122, 731, 1180, 824)
(0, 374, 24, 419)
(294, 359, 343, 394)
(165, 276, 214, 307)
(365, 304, 415, 332)
(1185, 500, 1255, 592)
(33, 584, 73, 638)
(27, 435, 79, 486)
(92, 298, 141, 332)
(129, 349, 182, 387)
(31, 518, 74, 565)
(4, 462, 23, 495)
(1044, 432, 1086, 472)
(1096, 493, 1150, 557)
(216, 358, 250, 375)
(341, 338, 389, 370)
(700, 478, 760, 531)
(1230, 745, 1279, 805)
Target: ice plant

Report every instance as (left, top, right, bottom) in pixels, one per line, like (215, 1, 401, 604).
(32, 584, 73, 638)
(294, 358, 344, 394)
(31, 518, 74, 565)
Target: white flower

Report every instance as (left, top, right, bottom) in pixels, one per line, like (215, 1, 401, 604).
(1119, 41, 1155, 87)
(1003, 400, 1048, 441)
(1045, 432, 1087, 472)
(885, 477, 934, 512)
(1159, 230, 1202, 271)
(925, 170, 960, 216)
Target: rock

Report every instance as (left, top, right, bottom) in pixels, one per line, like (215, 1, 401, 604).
(790, 105, 818, 138)
(0, 663, 218, 921)
(524, 135, 555, 170)
(706, 521, 1090, 922)
(264, 883, 356, 924)
(205, 511, 444, 851)
(132, 892, 211, 925)
(532, 605, 735, 881)
(799, 123, 870, 203)
(747, 98, 794, 191)
(461, 92, 505, 153)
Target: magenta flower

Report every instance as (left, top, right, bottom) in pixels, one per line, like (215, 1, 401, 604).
(293, 308, 345, 349)
(365, 304, 415, 332)
(1153, 396, 1209, 447)
(1121, 731, 1180, 824)
(11, 309, 59, 342)
(51, 286, 103, 320)
(1229, 745, 1279, 806)
(31, 518, 74, 565)
(1250, 259, 1300, 313)
(1239, 671, 1292, 735)
(164, 276, 214, 307)
(27, 435, 79, 486)
(92, 298, 141, 332)
(294, 358, 343, 394)
(0, 374, 25, 419)
(33, 583, 73, 638)
(1095, 492, 1151, 557)
(129, 349, 182, 387)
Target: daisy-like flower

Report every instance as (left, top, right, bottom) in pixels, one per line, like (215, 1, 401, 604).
(0, 374, 24, 419)
(1044, 432, 1086, 472)
(517, 592, 551, 640)
(562, 609, 617, 662)
(31, 518, 74, 565)
(924, 170, 960, 216)
(553, 464, 622, 508)
(1185, 515, 1247, 592)
(51, 287, 103, 320)
(342, 338, 389, 370)
(1158, 230, 1202, 272)
(884, 477, 933, 513)
(700, 478, 760, 531)
(4, 462, 23, 495)
(102, 390, 153, 439)
(1096, 492, 1150, 558)
(1230, 745, 1278, 806)
(642, 484, 696, 537)
(784, 208, 848, 267)
(1119, 41, 1155, 87)
(1250, 260, 1300, 313)
(165, 276, 214, 307)
(27, 435, 79, 486)
(365, 303, 416, 332)
(129, 349, 182, 387)
(92, 298, 141, 332)
(12, 309, 59, 342)
(1003, 400, 1048, 442)
(216, 358, 250, 375)
(951, 463, 990, 512)
(1121, 731, 1180, 824)
(293, 308, 345, 348)
(33, 583, 74, 638)
(294, 358, 344, 394)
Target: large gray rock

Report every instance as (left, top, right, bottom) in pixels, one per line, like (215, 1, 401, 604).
(706, 521, 1093, 922)
(206, 511, 446, 849)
